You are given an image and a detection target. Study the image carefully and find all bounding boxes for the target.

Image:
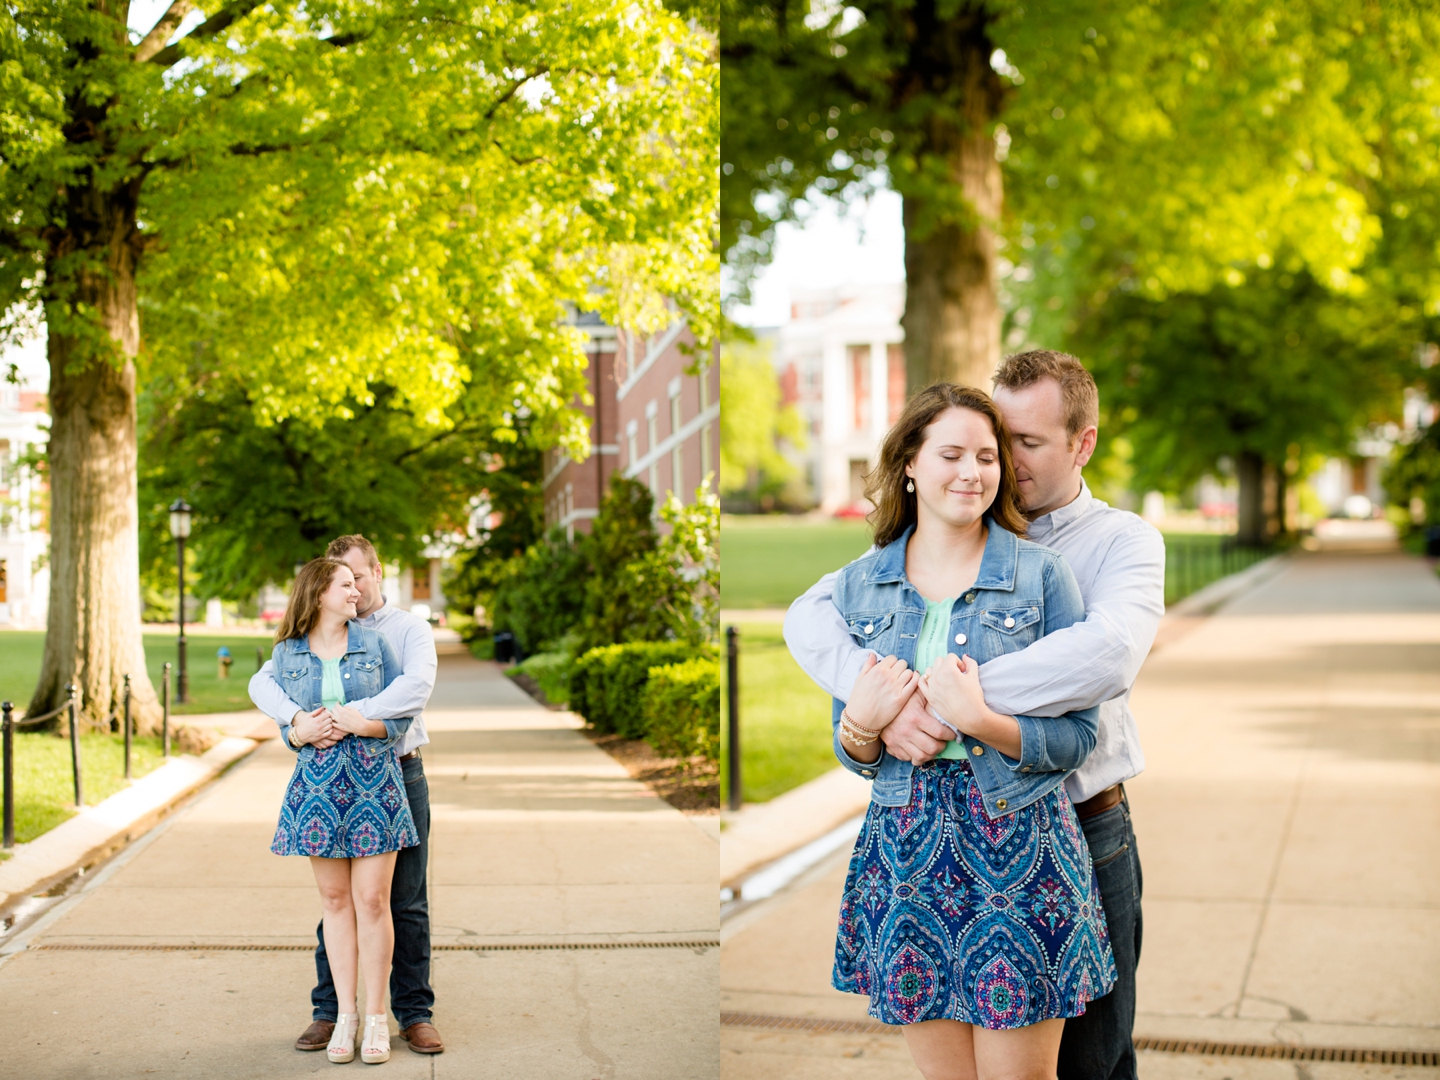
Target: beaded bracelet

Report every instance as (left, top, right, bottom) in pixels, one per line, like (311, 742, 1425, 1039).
(840, 709, 881, 745)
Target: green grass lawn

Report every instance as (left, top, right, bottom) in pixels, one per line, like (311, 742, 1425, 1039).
(720, 618, 835, 805)
(721, 516, 874, 609)
(3, 731, 167, 848)
(0, 631, 273, 716)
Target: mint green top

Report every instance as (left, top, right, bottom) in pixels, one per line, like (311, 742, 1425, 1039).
(916, 597, 967, 760)
(320, 658, 347, 710)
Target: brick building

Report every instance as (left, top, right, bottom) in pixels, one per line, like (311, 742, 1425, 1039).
(542, 310, 718, 538)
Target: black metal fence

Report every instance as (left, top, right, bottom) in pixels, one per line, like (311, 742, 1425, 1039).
(1, 668, 174, 851)
(1164, 535, 1272, 607)
(2, 685, 80, 850)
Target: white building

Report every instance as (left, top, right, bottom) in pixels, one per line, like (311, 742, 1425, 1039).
(0, 384, 49, 627)
(770, 283, 906, 512)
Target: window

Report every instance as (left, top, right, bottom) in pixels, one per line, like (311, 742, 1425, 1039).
(645, 400, 659, 494)
(887, 344, 907, 423)
(848, 345, 870, 431)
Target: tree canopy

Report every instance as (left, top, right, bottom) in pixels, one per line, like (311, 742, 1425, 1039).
(0, 0, 717, 726)
(723, 0, 1440, 538)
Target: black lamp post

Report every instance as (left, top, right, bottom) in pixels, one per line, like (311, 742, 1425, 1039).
(169, 499, 192, 704)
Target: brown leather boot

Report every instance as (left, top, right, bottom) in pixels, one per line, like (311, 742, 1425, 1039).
(295, 1019, 336, 1051)
(400, 1021, 445, 1054)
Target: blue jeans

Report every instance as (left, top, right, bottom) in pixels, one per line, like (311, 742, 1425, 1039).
(312, 753, 434, 1028)
(1058, 789, 1143, 1080)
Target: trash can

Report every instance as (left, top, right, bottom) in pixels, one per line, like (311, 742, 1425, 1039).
(493, 632, 517, 664)
(1425, 526, 1440, 558)
(217, 645, 233, 679)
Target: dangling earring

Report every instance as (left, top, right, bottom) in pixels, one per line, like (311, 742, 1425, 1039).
(906, 479, 915, 493)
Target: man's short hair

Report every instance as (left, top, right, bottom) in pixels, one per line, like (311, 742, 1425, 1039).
(993, 349, 1099, 441)
(326, 534, 381, 570)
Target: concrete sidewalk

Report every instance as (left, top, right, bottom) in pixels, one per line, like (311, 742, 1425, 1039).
(0, 651, 718, 1078)
(719, 551, 1440, 1079)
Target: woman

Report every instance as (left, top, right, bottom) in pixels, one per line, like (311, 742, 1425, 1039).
(822, 384, 1115, 1080)
(268, 557, 418, 1065)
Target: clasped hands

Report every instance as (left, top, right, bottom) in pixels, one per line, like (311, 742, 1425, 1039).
(290, 704, 370, 749)
(847, 651, 995, 764)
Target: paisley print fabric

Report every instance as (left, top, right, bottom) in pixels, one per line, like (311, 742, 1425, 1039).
(834, 758, 1115, 1028)
(272, 736, 418, 859)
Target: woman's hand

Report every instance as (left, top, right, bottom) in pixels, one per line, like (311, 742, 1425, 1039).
(923, 654, 1022, 759)
(292, 707, 339, 749)
(329, 703, 386, 738)
(847, 654, 919, 732)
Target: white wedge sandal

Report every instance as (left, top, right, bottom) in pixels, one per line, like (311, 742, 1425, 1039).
(361, 1014, 390, 1064)
(327, 1013, 358, 1063)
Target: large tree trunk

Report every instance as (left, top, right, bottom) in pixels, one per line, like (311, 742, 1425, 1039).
(30, 184, 162, 734)
(899, 6, 1005, 394)
(1235, 450, 1266, 547)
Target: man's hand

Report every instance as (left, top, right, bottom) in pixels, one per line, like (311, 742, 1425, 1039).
(292, 707, 339, 750)
(847, 654, 919, 732)
(923, 654, 1024, 759)
(879, 685, 953, 764)
(922, 653, 988, 737)
(329, 703, 375, 737)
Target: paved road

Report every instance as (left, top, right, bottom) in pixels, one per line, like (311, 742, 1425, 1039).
(719, 551, 1440, 1079)
(0, 648, 719, 1078)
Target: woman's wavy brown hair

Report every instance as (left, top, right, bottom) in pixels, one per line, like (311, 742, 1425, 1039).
(274, 558, 351, 644)
(864, 383, 1028, 548)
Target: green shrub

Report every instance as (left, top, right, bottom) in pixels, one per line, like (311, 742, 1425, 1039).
(643, 657, 720, 761)
(490, 526, 588, 654)
(570, 641, 711, 737)
(505, 650, 572, 705)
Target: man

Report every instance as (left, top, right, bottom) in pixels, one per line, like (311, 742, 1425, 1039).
(784, 351, 1164, 1080)
(250, 534, 445, 1056)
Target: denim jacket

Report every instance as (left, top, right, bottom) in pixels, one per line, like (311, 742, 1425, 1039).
(271, 623, 413, 761)
(829, 519, 1099, 816)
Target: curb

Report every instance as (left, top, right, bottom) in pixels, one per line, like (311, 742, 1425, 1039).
(721, 766, 871, 887)
(0, 736, 259, 917)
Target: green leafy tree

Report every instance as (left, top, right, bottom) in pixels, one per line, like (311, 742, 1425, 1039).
(722, 0, 1415, 392)
(137, 378, 543, 600)
(1, 0, 716, 728)
(1078, 268, 1413, 544)
(719, 336, 806, 507)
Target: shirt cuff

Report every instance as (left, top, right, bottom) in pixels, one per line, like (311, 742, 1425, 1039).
(835, 649, 874, 704)
(832, 728, 884, 780)
(1011, 713, 1047, 774)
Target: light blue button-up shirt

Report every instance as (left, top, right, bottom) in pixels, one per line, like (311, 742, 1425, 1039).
(250, 597, 435, 757)
(783, 479, 1165, 802)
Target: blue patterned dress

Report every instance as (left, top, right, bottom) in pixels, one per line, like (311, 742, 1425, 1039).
(272, 658, 418, 859)
(833, 599, 1116, 1028)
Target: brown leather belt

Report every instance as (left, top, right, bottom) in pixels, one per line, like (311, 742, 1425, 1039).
(1074, 784, 1123, 820)
(399, 750, 421, 763)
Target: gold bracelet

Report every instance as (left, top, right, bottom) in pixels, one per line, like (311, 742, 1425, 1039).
(840, 711, 880, 745)
(841, 710, 881, 738)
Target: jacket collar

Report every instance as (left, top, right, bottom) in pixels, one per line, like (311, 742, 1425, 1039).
(866, 517, 1019, 593)
(293, 620, 364, 656)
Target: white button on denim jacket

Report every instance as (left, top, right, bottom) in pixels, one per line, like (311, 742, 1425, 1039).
(271, 623, 414, 761)
(828, 519, 1100, 817)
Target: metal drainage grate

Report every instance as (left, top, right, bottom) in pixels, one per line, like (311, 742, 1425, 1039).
(720, 1012, 1439, 1066)
(36, 940, 718, 954)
